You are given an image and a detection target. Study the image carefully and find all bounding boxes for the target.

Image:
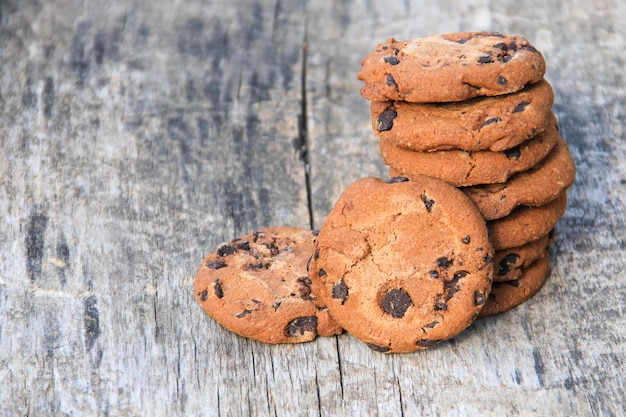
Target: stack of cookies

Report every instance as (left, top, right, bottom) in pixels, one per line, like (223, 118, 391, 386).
(357, 32, 576, 318)
(194, 32, 576, 353)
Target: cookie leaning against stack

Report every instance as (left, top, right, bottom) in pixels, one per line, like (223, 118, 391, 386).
(359, 32, 576, 317)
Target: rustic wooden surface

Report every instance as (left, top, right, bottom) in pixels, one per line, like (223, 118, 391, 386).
(1, 0, 625, 416)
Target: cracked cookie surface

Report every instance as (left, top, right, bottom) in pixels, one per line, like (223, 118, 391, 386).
(358, 32, 546, 103)
(194, 226, 342, 344)
(309, 176, 493, 353)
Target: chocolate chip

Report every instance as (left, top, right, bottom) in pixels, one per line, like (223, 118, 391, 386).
(478, 55, 493, 64)
(416, 339, 441, 348)
(318, 268, 327, 277)
(366, 343, 391, 353)
(236, 240, 250, 251)
(199, 289, 208, 302)
(285, 316, 317, 337)
(386, 176, 409, 184)
(484, 255, 494, 264)
(436, 257, 453, 269)
(474, 290, 485, 306)
(206, 260, 227, 269)
(306, 256, 312, 272)
(332, 278, 348, 303)
(376, 107, 397, 132)
(461, 236, 471, 244)
(236, 309, 252, 318)
(503, 279, 521, 287)
(498, 253, 520, 275)
(214, 280, 224, 298)
(429, 270, 439, 279)
(381, 289, 413, 318)
(274, 301, 281, 310)
(421, 194, 435, 212)
(386, 73, 397, 87)
(217, 245, 236, 257)
(480, 117, 501, 128)
(383, 55, 400, 65)
(503, 55, 513, 63)
(434, 300, 447, 311)
(246, 262, 269, 270)
(313, 248, 319, 260)
(505, 146, 521, 160)
(446, 271, 468, 297)
(522, 45, 538, 53)
(498, 76, 507, 85)
(513, 101, 531, 113)
(297, 276, 312, 299)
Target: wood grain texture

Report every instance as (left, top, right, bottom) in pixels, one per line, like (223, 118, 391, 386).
(1, 0, 624, 416)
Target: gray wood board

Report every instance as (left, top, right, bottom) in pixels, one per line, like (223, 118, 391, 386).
(1, 0, 624, 416)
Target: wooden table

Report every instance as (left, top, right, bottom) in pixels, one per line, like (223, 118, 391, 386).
(2, 1, 625, 415)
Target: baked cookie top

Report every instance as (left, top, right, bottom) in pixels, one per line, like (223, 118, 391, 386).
(358, 32, 546, 103)
(310, 176, 493, 353)
(194, 226, 342, 344)
(371, 79, 554, 152)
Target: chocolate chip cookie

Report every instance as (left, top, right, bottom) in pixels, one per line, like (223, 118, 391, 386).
(479, 251, 551, 317)
(493, 232, 553, 282)
(384, 117, 559, 187)
(371, 79, 554, 151)
(309, 176, 493, 353)
(194, 226, 342, 344)
(488, 191, 568, 250)
(358, 32, 546, 103)
(462, 136, 576, 220)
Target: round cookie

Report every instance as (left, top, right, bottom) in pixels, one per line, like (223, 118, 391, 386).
(488, 191, 568, 250)
(194, 226, 342, 344)
(384, 117, 559, 187)
(310, 176, 494, 353)
(371, 79, 554, 152)
(493, 232, 553, 282)
(478, 251, 551, 317)
(358, 32, 546, 103)
(462, 136, 576, 220)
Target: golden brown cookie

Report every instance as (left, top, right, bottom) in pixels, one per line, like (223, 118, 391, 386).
(358, 32, 546, 103)
(384, 117, 559, 187)
(493, 232, 553, 282)
(310, 176, 493, 353)
(194, 226, 342, 344)
(488, 192, 568, 250)
(371, 79, 554, 152)
(462, 136, 576, 220)
(478, 251, 551, 317)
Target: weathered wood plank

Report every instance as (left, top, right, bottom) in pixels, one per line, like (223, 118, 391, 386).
(1, 0, 625, 416)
